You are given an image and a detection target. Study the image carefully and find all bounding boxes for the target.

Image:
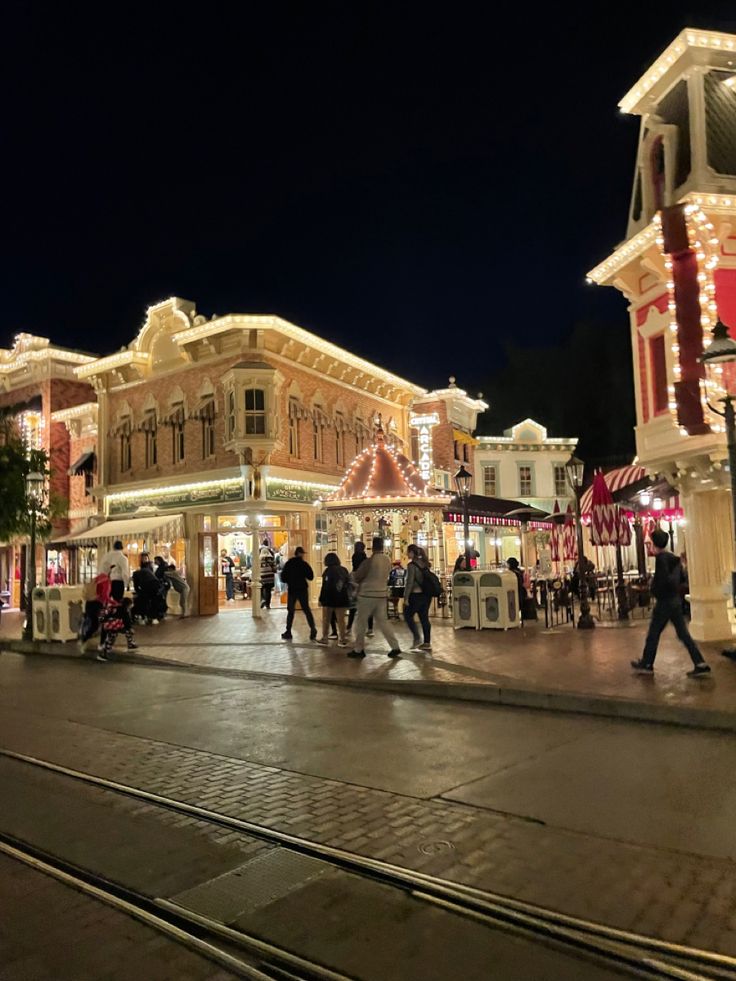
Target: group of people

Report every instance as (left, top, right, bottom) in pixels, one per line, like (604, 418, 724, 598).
(78, 540, 190, 660)
(220, 542, 278, 607)
(279, 538, 441, 659)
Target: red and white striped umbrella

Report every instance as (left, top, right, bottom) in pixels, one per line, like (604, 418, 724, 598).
(617, 508, 632, 547)
(563, 503, 577, 561)
(589, 470, 619, 545)
(549, 500, 561, 562)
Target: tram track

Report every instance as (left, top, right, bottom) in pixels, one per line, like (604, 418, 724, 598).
(1, 747, 734, 981)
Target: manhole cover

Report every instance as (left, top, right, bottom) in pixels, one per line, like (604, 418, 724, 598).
(418, 839, 455, 855)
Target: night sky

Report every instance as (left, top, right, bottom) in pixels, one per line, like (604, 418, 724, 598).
(4, 5, 734, 403)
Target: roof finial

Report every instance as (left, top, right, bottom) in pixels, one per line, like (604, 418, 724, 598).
(448, 376, 457, 388)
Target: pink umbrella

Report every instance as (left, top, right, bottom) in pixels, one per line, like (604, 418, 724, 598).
(563, 504, 577, 561)
(549, 500, 561, 564)
(589, 470, 618, 546)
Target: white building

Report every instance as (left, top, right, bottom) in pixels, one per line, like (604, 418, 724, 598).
(473, 419, 578, 515)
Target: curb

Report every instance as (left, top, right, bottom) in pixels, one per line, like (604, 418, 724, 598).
(3, 638, 735, 733)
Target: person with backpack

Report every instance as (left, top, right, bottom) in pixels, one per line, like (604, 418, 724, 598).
(631, 528, 710, 677)
(317, 552, 351, 647)
(347, 537, 401, 659)
(404, 544, 438, 653)
(280, 546, 318, 641)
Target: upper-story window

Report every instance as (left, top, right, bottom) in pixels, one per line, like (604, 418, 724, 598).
(288, 397, 301, 457)
(142, 410, 157, 468)
(245, 389, 266, 435)
(197, 396, 215, 459)
(227, 390, 236, 440)
(483, 465, 497, 497)
(335, 411, 345, 467)
(518, 465, 533, 497)
(313, 405, 325, 463)
(170, 403, 185, 463)
(119, 417, 132, 473)
(554, 465, 568, 497)
(649, 334, 668, 415)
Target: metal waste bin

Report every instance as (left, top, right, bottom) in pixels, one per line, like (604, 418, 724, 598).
(48, 585, 85, 642)
(32, 586, 49, 641)
(452, 571, 481, 630)
(478, 571, 520, 629)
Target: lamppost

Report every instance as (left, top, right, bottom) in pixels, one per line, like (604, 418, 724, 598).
(565, 453, 595, 629)
(454, 464, 473, 570)
(22, 470, 45, 642)
(700, 320, 736, 658)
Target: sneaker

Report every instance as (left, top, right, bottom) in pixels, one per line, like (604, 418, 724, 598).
(687, 663, 711, 677)
(347, 649, 366, 658)
(387, 649, 402, 659)
(366, 630, 375, 637)
(309, 629, 318, 641)
(96, 652, 109, 662)
(410, 644, 424, 653)
(630, 659, 654, 674)
(316, 638, 329, 646)
(419, 643, 432, 653)
(151, 619, 159, 625)
(329, 633, 338, 639)
(337, 640, 348, 648)
(281, 631, 293, 640)
(227, 598, 234, 603)
(127, 643, 139, 651)
(77, 637, 86, 653)
(97, 644, 105, 652)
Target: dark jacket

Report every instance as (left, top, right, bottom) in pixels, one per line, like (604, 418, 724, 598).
(133, 565, 160, 597)
(352, 550, 367, 573)
(651, 551, 683, 601)
(281, 556, 314, 591)
(319, 565, 350, 607)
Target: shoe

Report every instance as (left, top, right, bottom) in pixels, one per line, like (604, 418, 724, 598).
(97, 644, 105, 652)
(151, 619, 159, 625)
(329, 633, 338, 639)
(387, 649, 402, 659)
(96, 652, 109, 662)
(366, 630, 375, 637)
(687, 663, 711, 677)
(631, 659, 653, 674)
(127, 643, 139, 651)
(338, 640, 348, 648)
(309, 629, 318, 641)
(410, 643, 424, 653)
(347, 650, 366, 658)
(316, 638, 329, 646)
(420, 643, 432, 653)
(281, 631, 293, 640)
(227, 598, 234, 603)
(77, 637, 86, 653)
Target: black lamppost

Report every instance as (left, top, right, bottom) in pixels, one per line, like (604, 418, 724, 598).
(22, 470, 45, 642)
(454, 464, 473, 570)
(700, 320, 736, 658)
(565, 453, 595, 630)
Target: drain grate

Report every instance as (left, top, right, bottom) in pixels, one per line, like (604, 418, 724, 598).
(171, 848, 328, 922)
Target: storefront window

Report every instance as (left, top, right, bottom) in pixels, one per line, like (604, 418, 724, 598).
(315, 512, 328, 554)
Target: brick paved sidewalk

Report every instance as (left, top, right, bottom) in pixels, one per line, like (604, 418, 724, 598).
(4, 606, 736, 729)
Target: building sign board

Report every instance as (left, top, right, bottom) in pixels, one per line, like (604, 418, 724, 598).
(108, 480, 244, 515)
(410, 412, 440, 483)
(266, 480, 330, 505)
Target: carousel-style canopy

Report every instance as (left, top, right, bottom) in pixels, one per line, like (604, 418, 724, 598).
(324, 423, 449, 509)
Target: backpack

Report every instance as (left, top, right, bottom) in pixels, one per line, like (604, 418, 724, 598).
(418, 565, 443, 598)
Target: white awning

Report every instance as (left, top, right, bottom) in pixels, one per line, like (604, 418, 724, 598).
(64, 513, 184, 545)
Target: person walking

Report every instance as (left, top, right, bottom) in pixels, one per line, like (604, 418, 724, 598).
(259, 548, 276, 609)
(165, 564, 190, 617)
(97, 597, 138, 661)
(347, 537, 401, 659)
(220, 549, 235, 602)
(99, 540, 130, 602)
(346, 541, 373, 636)
(317, 552, 350, 647)
(280, 546, 317, 640)
(631, 529, 710, 677)
(404, 544, 432, 653)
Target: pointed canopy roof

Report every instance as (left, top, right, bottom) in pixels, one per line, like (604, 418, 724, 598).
(324, 424, 448, 508)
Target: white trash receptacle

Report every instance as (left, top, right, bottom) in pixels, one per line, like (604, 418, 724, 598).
(48, 585, 85, 642)
(31, 586, 49, 641)
(478, 571, 520, 629)
(452, 571, 481, 630)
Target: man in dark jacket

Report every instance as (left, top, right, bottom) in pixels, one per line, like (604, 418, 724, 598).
(631, 529, 710, 677)
(280, 546, 317, 641)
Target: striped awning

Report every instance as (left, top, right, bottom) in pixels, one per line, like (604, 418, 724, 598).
(63, 513, 184, 546)
(580, 465, 648, 515)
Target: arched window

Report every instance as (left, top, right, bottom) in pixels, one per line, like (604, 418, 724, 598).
(313, 404, 325, 462)
(245, 389, 266, 435)
(335, 410, 345, 467)
(288, 396, 301, 457)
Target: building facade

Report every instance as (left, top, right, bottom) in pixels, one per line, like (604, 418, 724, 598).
(588, 28, 736, 640)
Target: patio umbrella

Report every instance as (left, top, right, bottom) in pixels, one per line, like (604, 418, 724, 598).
(589, 470, 618, 546)
(617, 508, 632, 547)
(563, 504, 577, 562)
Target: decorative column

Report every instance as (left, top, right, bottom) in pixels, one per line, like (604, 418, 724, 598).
(681, 486, 733, 641)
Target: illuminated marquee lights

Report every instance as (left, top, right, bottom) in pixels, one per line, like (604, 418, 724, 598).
(409, 412, 440, 483)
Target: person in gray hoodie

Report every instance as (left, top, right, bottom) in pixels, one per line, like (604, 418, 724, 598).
(347, 537, 401, 659)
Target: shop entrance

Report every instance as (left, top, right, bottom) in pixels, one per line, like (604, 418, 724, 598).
(215, 515, 292, 611)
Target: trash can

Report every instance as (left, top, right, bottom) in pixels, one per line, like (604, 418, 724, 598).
(478, 571, 520, 629)
(47, 585, 85, 642)
(452, 571, 481, 630)
(32, 586, 49, 641)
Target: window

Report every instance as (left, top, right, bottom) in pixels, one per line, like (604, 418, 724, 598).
(171, 405, 185, 464)
(227, 390, 236, 439)
(553, 465, 567, 497)
(288, 397, 301, 457)
(518, 465, 532, 496)
(650, 334, 668, 415)
(483, 465, 497, 497)
(84, 469, 94, 495)
(244, 388, 266, 435)
(202, 415, 215, 458)
(143, 412, 157, 469)
(120, 426, 131, 473)
(335, 412, 345, 467)
(313, 406, 324, 462)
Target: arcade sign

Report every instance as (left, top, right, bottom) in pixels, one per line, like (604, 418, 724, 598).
(410, 411, 440, 483)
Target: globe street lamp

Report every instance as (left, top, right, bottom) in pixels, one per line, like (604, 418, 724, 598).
(565, 453, 595, 629)
(454, 464, 473, 570)
(700, 320, 736, 658)
(22, 470, 45, 642)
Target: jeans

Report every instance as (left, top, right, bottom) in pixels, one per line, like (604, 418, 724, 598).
(261, 584, 273, 608)
(286, 588, 316, 632)
(404, 592, 431, 644)
(354, 595, 398, 652)
(224, 574, 234, 601)
(110, 579, 125, 601)
(642, 597, 704, 667)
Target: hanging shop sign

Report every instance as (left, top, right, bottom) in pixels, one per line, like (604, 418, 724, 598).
(410, 412, 440, 483)
(108, 480, 245, 515)
(266, 479, 334, 505)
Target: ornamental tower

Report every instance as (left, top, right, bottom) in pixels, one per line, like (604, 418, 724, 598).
(588, 29, 736, 641)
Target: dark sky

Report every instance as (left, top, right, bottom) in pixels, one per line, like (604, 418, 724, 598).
(3, 4, 734, 392)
